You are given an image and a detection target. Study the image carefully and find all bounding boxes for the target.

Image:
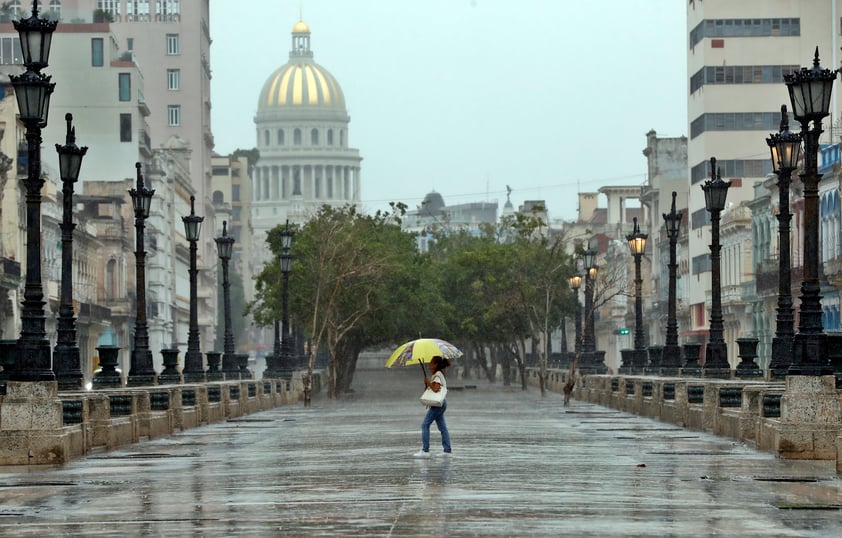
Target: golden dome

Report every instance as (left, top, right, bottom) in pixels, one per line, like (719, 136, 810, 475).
(292, 20, 310, 33)
(258, 62, 346, 111)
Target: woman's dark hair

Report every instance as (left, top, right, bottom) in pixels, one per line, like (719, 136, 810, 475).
(431, 356, 450, 369)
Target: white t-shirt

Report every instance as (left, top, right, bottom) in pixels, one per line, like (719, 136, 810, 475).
(432, 371, 447, 391)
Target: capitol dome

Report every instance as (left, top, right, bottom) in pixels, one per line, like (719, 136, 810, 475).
(257, 19, 346, 117)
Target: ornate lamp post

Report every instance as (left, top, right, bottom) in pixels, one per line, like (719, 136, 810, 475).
(580, 244, 598, 372)
(568, 274, 582, 360)
(784, 48, 836, 376)
(766, 105, 802, 379)
(661, 191, 683, 372)
(9, 0, 57, 382)
(182, 196, 204, 382)
(702, 157, 731, 375)
(53, 114, 87, 390)
(626, 217, 648, 372)
(128, 162, 156, 386)
(278, 223, 295, 379)
(215, 221, 237, 378)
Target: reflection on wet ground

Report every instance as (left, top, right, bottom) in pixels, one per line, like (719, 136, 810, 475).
(0, 367, 840, 536)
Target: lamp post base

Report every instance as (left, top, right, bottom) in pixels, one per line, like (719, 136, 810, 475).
(789, 332, 832, 376)
(54, 345, 84, 391)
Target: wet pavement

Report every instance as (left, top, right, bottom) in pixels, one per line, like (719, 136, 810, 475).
(1, 366, 841, 537)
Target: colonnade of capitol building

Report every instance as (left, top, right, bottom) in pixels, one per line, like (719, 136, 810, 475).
(251, 163, 361, 203)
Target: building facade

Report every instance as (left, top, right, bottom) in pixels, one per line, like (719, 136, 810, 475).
(252, 19, 362, 268)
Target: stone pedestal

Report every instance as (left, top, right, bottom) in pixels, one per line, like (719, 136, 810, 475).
(774, 375, 842, 460)
(0, 381, 69, 464)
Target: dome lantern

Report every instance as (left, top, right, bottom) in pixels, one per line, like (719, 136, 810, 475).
(291, 19, 312, 60)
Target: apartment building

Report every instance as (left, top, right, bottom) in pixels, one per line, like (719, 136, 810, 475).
(686, 0, 842, 365)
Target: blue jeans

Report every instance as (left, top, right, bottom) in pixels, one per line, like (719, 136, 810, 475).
(421, 399, 451, 452)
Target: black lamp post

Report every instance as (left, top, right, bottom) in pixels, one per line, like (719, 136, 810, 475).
(661, 191, 683, 372)
(53, 114, 87, 390)
(9, 0, 57, 382)
(128, 162, 156, 386)
(702, 157, 731, 375)
(626, 217, 648, 372)
(784, 48, 836, 376)
(581, 244, 598, 372)
(215, 221, 237, 378)
(568, 274, 582, 359)
(278, 223, 295, 379)
(766, 105, 802, 378)
(182, 195, 204, 382)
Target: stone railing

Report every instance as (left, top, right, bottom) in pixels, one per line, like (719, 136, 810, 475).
(527, 369, 842, 471)
(0, 371, 322, 465)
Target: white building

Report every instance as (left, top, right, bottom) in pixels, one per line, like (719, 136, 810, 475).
(251, 19, 362, 268)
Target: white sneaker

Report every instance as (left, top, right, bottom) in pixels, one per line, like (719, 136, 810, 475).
(441, 451, 453, 458)
(413, 450, 430, 458)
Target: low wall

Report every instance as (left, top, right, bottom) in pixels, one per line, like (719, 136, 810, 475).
(0, 371, 322, 465)
(527, 368, 842, 471)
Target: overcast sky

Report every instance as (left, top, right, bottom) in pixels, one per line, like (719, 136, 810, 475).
(209, 0, 687, 221)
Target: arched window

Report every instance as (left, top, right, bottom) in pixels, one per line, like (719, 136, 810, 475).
(293, 128, 302, 145)
(212, 190, 225, 204)
(327, 129, 333, 145)
(339, 129, 345, 147)
(277, 129, 284, 145)
(264, 130, 269, 146)
(311, 128, 319, 145)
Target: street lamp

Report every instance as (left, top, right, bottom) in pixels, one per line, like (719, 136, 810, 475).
(9, 0, 57, 382)
(128, 162, 156, 386)
(581, 244, 599, 372)
(766, 105, 802, 379)
(215, 221, 237, 378)
(278, 222, 295, 379)
(702, 157, 731, 375)
(568, 274, 582, 360)
(182, 195, 204, 382)
(784, 48, 836, 376)
(661, 191, 683, 372)
(53, 114, 87, 390)
(626, 217, 648, 372)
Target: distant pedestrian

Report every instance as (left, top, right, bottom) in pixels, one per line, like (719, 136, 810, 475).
(414, 355, 452, 458)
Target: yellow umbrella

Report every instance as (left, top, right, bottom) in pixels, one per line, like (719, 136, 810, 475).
(384, 338, 463, 372)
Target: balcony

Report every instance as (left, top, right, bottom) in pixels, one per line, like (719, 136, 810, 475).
(755, 256, 779, 294)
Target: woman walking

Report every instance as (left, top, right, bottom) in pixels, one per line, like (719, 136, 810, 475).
(414, 356, 452, 458)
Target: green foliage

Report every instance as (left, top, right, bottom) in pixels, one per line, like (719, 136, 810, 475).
(249, 203, 581, 397)
(230, 148, 260, 168)
(215, 264, 247, 351)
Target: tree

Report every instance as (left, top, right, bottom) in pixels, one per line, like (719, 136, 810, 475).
(229, 148, 260, 169)
(251, 204, 419, 400)
(562, 247, 627, 405)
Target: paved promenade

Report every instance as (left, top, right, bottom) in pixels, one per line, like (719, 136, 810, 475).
(0, 366, 841, 536)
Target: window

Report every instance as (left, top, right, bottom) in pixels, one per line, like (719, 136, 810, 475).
(97, 0, 121, 19)
(294, 128, 302, 145)
(127, 1, 150, 21)
(264, 130, 269, 146)
(327, 129, 333, 145)
(126, 38, 134, 52)
(91, 38, 104, 67)
(46, 0, 61, 19)
(0, 37, 22, 65)
(8, 1, 22, 18)
(311, 128, 319, 145)
(167, 68, 180, 90)
(167, 105, 181, 126)
(120, 113, 132, 142)
(232, 184, 240, 201)
(118, 73, 131, 101)
(157, 0, 180, 21)
(277, 129, 284, 145)
(166, 33, 180, 55)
